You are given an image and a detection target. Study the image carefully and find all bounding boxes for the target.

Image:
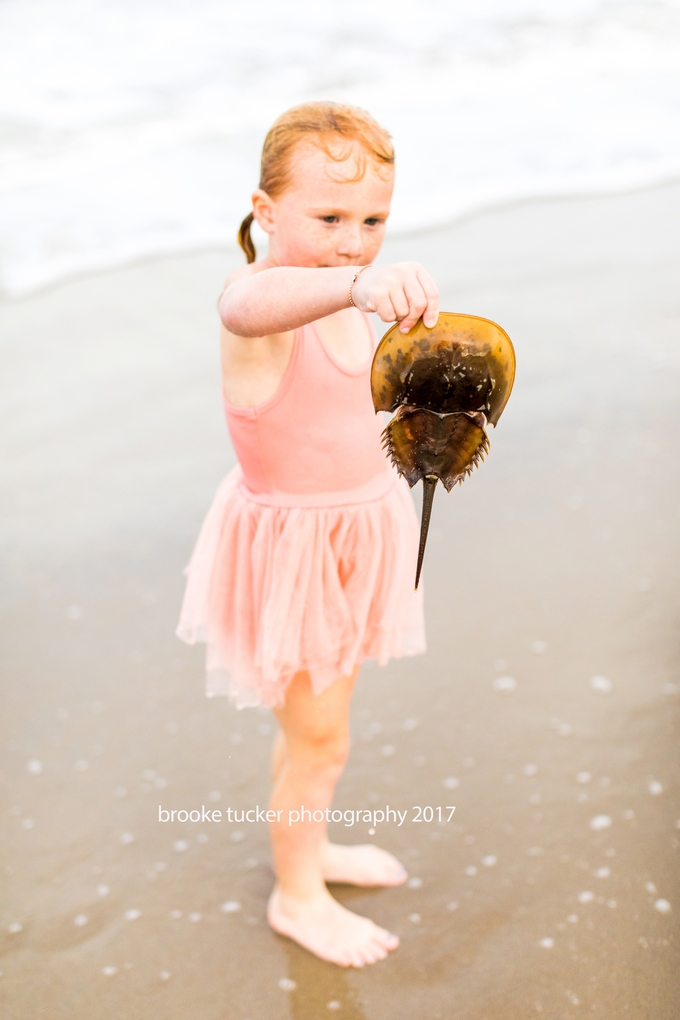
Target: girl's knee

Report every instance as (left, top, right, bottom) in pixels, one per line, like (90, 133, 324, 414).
(296, 730, 350, 774)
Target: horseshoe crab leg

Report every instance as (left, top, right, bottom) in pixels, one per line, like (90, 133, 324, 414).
(415, 474, 438, 590)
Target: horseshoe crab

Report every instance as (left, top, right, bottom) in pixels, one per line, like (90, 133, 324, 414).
(371, 313, 516, 588)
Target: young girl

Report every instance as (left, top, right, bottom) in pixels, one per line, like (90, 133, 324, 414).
(177, 101, 439, 968)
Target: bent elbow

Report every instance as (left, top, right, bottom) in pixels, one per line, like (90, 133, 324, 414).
(219, 293, 254, 337)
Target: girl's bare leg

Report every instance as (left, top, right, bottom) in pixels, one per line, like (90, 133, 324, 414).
(271, 717, 407, 888)
(266, 669, 403, 966)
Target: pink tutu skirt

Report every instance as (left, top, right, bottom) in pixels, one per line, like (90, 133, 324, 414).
(176, 467, 426, 709)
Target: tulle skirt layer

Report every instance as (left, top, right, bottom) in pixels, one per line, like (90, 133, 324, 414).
(176, 468, 426, 709)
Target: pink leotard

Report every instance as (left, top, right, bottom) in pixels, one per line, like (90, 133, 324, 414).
(223, 316, 394, 506)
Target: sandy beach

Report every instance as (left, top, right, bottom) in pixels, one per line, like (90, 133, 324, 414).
(1, 182, 679, 1018)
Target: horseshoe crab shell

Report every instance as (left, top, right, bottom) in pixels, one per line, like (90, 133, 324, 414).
(371, 313, 515, 588)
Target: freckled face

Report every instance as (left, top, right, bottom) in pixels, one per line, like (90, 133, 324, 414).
(253, 142, 394, 268)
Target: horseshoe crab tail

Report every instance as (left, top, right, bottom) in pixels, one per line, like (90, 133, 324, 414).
(415, 475, 438, 590)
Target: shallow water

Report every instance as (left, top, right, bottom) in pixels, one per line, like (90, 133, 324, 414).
(1, 0, 680, 294)
(1, 183, 678, 1017)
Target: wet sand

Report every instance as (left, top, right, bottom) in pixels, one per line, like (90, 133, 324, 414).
(1, 183, 679, 1018)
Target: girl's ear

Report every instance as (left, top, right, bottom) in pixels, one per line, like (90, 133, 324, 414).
(252, 189, 276, 235)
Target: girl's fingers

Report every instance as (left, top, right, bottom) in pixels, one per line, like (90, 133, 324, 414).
(397, 277, 430, 333)
(416, 267, 440, 328)
(389, 288, 412, 325)
(375, 297, 398, 324)
(358, 262, 439, 331)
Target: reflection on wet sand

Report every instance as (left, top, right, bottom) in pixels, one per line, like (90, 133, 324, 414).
(279, 926, 367, 1019)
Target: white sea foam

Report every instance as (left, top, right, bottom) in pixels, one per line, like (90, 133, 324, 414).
(1, 0, 679, 295)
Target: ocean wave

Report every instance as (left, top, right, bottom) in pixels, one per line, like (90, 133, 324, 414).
(1, 0, 679, 295)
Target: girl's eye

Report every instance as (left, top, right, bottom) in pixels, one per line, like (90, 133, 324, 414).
(364, 218, 381, 226)
(321, 215, 338, 223)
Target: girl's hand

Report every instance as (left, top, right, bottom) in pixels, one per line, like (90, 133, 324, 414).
(351, 262, 440, 333)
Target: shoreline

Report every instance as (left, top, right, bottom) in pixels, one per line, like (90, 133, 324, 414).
(2, 174, 680, 305)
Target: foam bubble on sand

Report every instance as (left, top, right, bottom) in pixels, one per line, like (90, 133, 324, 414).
(124, 908, 141, 921)
(173, 840, 188, 852)
(531, 640, 548, 654)
(443, 776, 460, 790)
(492, 676, 517, 693)
(539, 937, 554, 949)
(96, 884, 110, 897)
(578, 891, 595, 903)
(407, 877, 423, 889)
(221, 901, 241, 914)
(590, 814, 612, 831)
(278, 978, 296, 991)
(648, 780, 663, 795)
(655, 899, 671, 914)
(590, 675, 612, 694)
(102, 965, 118, 977)
(160, 971, 171, 981)
(482, 855, 497, 867)
(594, 867, 610, 878)
(26, 759, 43, 774)
(119, 832, 134, 844)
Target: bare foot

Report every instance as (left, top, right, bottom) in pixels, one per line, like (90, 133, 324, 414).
(321, 842, 408, 886)
(267, 884, 399, 967)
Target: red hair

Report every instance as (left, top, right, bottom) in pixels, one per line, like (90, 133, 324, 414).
(238, 101, 394, 263)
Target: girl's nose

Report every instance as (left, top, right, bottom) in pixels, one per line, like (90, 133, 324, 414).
(337, 225, 364, 260)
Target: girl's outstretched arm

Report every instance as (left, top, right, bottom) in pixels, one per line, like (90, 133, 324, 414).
(219, 262, 439, 338)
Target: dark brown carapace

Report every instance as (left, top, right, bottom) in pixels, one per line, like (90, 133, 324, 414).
(371, 313, 516, 588)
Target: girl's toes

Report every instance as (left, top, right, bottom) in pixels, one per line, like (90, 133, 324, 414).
(382, 931, 399, 951)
